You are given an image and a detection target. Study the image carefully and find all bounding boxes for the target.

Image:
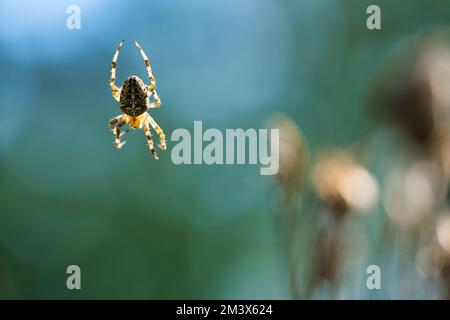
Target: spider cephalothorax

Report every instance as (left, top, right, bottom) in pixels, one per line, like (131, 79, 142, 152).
(109, 40, 166, 159)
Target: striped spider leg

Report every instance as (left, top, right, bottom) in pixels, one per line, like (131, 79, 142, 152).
(110, 40, 123, 102)
(109, 114, 129, 149)
(135, 41, 166, 151)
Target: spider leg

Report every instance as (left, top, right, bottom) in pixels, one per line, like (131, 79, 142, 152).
(145, 113, 166, 150)
(148, 89, 161, 109)
(109, 115, 121, 133)
(110, 40, 124, 101)
(134, 41, 157, 96)
(109, 114, 129, 149)
(143, 120, 158, 160)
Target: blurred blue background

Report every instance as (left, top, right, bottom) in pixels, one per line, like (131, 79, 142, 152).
(1, 0, 450, 299)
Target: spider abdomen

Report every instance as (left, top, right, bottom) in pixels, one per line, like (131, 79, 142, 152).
(119, 76, 148, 117)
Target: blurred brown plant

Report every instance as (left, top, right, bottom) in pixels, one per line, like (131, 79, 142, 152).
(372, 29, 450, 181)
(268, 113, 308, 299)
(312, 149, 378, 215)
(371, 29, 450, 298)
(309, 148, 379, 295)
(416, 212, 450, 299)
(435, 213, 450, 298)
(383, 161, 446, 234)
(269, 113, 309, 202)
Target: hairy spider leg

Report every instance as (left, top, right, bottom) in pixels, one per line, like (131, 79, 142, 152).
(148, 89, 161, 109)
(109, 114, 129, 149)
(134, 41, 159, 99)
(110, 40, 124, 101)
(143, 120, 158, 159)
(145, 113, 166, 150)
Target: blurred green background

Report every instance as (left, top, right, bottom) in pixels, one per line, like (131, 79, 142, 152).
(1, 0, 450, 299)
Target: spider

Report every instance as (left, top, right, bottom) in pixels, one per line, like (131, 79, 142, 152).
(109, 40, 166, 160)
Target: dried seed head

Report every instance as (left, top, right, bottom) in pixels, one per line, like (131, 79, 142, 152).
(312, 149, 378, 214)
(383, 161, 445, 229)
(372, 29, 450, 149)
(268, 114, 308, 200)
